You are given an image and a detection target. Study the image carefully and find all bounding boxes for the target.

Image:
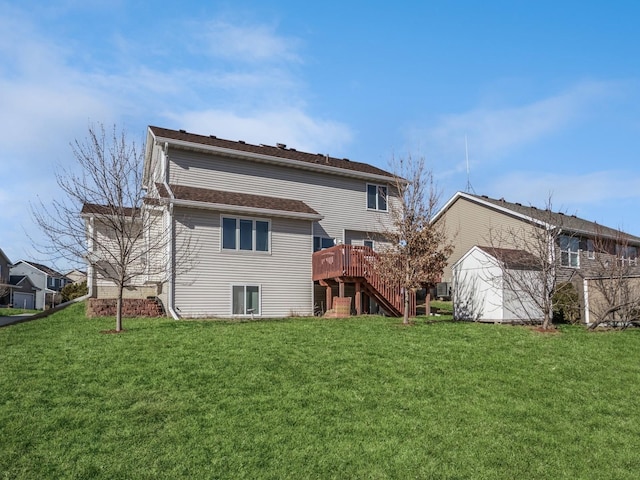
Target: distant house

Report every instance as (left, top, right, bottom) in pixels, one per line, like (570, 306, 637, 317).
(65, 269, 87, 285)
(9, 261, 71, 309)
(452, 246, 544, 323)
(83, 125, 412, 318)
(8, 275, 40, 310)
(434, 192, 640, 324)
(0, 248, 13, 306)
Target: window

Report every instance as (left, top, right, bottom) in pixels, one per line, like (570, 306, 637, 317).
(616, 245, 638, 266)
(313, 236, 335, 252)
(560, 235, 579, 267)
(367, 184, 387, 211)
(232, 285, 260, 315)
(587, 239, 595, 259)
(222, 217, 269, 252)
(364, 240, 374, 249)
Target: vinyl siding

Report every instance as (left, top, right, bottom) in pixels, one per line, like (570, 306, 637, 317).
(167, 149, 395, 242)
(10, 264, 46, 310)
(173, 206, 314, 317)
(437, 197, 540, 283)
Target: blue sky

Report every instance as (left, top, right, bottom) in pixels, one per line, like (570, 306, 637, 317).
(2, 0, 640, 269)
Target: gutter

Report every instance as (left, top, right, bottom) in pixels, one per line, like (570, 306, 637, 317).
(162, 142, 180, 320)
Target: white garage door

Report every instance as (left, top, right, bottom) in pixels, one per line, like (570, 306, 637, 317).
(13, 292, 35, 310)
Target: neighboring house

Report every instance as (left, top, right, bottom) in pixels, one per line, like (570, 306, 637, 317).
(84, 126, 406, 318)
(9, 275, 40, 310)
(9, 261, 71, 310)
(65, 269, 87, 284)
(452, 246, 543, 323)
(0, 248, 13, 306)
(434, 192, 640, 323)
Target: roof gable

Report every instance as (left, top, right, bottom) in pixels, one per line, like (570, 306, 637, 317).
(436, 192, 640, 244)
(14, 260, 65, 278)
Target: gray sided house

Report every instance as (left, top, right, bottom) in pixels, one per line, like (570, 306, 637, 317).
(434, 192, 640, 324)
(86, 126, 404, 318)
(9, 261, 71, 310)
(0, 247, 13, 305)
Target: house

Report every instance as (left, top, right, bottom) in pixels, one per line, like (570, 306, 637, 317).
(9, 261, 71, 310)
(433, 192, 640, 324)
(8, 275, 40, 310)
(85, 126, 409, 318)
(452, 246, 543, 323)
(0, 248, 13, 306)
(65, 269, 87, 285)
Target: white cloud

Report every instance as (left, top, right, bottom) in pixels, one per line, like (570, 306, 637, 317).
(168, 108, 352, 155)
(485, 170, 640, 211)
(197, 20, 301, 63)
(420, 81, 618, 164)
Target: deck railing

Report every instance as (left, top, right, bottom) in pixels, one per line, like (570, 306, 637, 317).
(312, 245, 415, 317)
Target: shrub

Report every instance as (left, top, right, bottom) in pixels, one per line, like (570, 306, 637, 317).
(61, 281, 88, 302)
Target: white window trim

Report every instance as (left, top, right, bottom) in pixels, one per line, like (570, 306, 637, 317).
(230, 284, 262, 317)
(220, 215, 271, 254)
(366, 183, 388, 212)
(560, 236, 580, 268)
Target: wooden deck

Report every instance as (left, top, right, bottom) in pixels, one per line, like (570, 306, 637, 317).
(312, 245, 416, 317)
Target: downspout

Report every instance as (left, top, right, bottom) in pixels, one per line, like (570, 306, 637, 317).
(162, 142, 180, 320)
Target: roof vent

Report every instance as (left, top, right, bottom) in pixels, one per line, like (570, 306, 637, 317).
(276, 143, 286, 149)
(179, 129, 187, 133)
(343, 158, 350, 162)
(209, 135, 217, 139)
(289, 148, 296, 151)
(481, 195, 489, 198)
(515, 202, 522, 206)
(238, 140, 245, 144)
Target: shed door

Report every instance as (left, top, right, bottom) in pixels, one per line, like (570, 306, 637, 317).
(13, 292, 35, 310)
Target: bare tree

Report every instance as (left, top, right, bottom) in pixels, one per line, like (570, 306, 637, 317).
(32, 124, 193, 332)
(586, 229, 640, 329)
(376, 156, 453, 325)
(486, 196, 565, 330)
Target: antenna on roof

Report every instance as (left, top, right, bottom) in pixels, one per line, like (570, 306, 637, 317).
(464, 134, 476, 194)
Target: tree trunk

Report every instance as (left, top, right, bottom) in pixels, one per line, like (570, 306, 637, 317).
(116, 284, 124, 332)
(403, 288, 410, 325)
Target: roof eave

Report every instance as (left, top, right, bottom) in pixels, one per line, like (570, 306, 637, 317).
(153, 135, 395, 183)
(171, 198, 324, 221)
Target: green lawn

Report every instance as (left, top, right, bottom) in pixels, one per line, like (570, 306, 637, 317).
(0, 307, 39, 316)
(1, 303, 640, 479)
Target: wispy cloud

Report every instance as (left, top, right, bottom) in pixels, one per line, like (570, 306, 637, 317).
(168, 108, 352, 155)
(197, 20, 301, 63)
(416, 81, 619, 167)
(485, 170, 640, 213)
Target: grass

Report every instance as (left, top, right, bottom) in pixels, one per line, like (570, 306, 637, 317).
(0, 307, 39, 316)
(1, 303, 640, 479)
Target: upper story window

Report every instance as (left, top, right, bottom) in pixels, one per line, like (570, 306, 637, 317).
(586, 239, 595, 259)
(364, 240, 374, 250)
(559, 235, 579, 268)
(313, 236, 335, 252)
(222, 217, 270, 252)
(367, 184, 388, 211)
(616, 244, 638, 266)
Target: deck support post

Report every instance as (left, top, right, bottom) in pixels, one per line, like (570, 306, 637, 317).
(320, 280, 332, 312)
(355, 281, 362, 315)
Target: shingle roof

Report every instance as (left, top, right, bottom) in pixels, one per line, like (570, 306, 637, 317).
(81, 203, 138, 216)
(477, 246, 541, 270)
(20, 261, 65, 278)
(158, 183, 320, 216)
(149, 126, 395, 179)
(468, 193, 640, 243)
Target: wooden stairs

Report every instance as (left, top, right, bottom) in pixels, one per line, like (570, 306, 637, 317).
(312, 245, 416, 318)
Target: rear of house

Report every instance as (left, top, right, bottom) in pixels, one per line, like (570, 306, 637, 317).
(88, 126, 400, 318)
